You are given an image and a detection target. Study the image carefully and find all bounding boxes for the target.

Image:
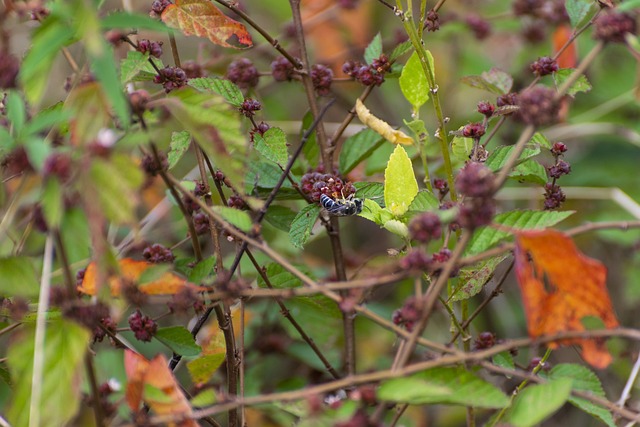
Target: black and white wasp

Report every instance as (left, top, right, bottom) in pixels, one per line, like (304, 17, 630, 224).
(320, 193, 364, 217)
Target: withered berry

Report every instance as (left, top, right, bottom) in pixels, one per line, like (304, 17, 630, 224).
(271, 57, 295, 82)
(458, 198, 496, 229)
(474, 331, 496, 350)
(128, 310, 157, 342)
(551, 142, 567, 156)
(543, 182, 566, 210)
(517, 85, 559, 126)
(465, 14, 492, 40)
(310, 64, 333, 96)
(408, 212, 442, 243)
(477, 101, 495, 117)
(182, 60, 205, 79)
(455, 162, 495, 198)
(154, 66, 187, 92)
(594, 12, 637, 43)
(300, 170, 355, 202)
(141, 151, 168, 176)
(399, 250, 432, 271)
(192, 212, 211, 235)
(226, 58, 259, 89)
(548, 159, 571, 178)
(137, 39, 163, 58)
(425, 10, 440, 32)
(142, 243, 175, 263)
(530, 56, 558, 76)
(0, 51, 19, 89)
(392, 296, 423, 332)
(239, 98, 261, 117)
(462, 123, 486, 139)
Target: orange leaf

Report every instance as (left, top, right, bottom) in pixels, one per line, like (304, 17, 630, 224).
(553, 24, 577, 69)
(78, 258, 201, 296)
(124, 350, 197, 426)
(514, 229, 619, 368)
(161, 0, 252, 49)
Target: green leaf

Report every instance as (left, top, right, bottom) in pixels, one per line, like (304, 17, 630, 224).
(618, 0, 640, 11)
(354, 182, 384, 204)
(493, 351, 515, 371)
(23, 103, 70, 137)
(389, 41, 413, 62)
(167, 131, 191, 169)
(20, 17, 75, 105)
(187, 354, 226, 385)
(257, 263, 307, 289)
(6, 91, 26, 136)
(87, 154, 143, 224)
(510, 159, 548, 184)
(59, 208, 91, 264)
(530, 132, 552, 149)
(7, 320, 90, 427)
(451, 135, 474, 162)
(254, 127, 289, 166)
(364, 33, 383, 65)
(384, 145, 419, 216)
(399, 51, 430, 109)
(0, 363, 10, 386)
(553, 68, 592, 97)
(41, 178, 64, 230)
(358, 198, 388, 224)
(450, 254, 509, 301)
(188, 77, 244, 107)
(213, 206, 252, 233)
(565, 0, 597, 28)
(407, 190, 439, 213)
(383, 219, 409, 238)
(485, 145, 541, 172)
(505, 378, 573, 427)
(339, 129, 385, 175)
(188, 256, 216, 284)
(264, 205, 297, 231)
(465, 210, 574, 256)
(548, 364, 615, 427)
(155, 326, 201, 357)
(289, 204, 321, 249)
(190, 388, 217, 407)
(460, 68, 513, 95)
(300, 111, 319, 168)
(120, 51, 161, 84)
(0, 257, 40, 298)
(101, 11, 168, 31)
(378, 366, 509, 408)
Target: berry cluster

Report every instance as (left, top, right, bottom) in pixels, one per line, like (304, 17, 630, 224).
(530, 56, 558, 77)
(150, 0, 171, 17)
(182, 60, 205, 79)
(433, 178, 449, 199)
(544, 142, 570, 210)
(300, 170, 355, 202)
(141, 151, 168, 176)
(250, 121, 270, 143)
(465, 14, 492, 40)
(137, 39, 163, 58)
(512, 0, 568, 24)
(239, 98, 262, 117)
(424, 10, 440, 32)
(142, 243, 175, 263)
(192, 212, 211, 235)
(128, 309, 157, 342)
(154, 66, 187, 92)
(342, 54, 390, 87)
(226, 58, 259, 89)
(517, 85, 559, 126)
(399, 249, 432, 271)
(168, 287, 202, 314)
(594, 12, 637, 43)
(455, 162, 496, 229)
(461, 122, 486, 139)
(122, 280, 148, 307)
(271, 57, 296, 82)
(43, 152, 73, 183)
(129, 89, 149, 116)
(392, 296, 422, 332)
(477, 101, 496, 118)
(408, 212, 442, 243)
(310, 64, 333, 96)
(473, 331, 496, 350)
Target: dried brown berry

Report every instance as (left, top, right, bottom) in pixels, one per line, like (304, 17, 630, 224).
(517, 85, 559, 126)
(594, 12, 637, 43)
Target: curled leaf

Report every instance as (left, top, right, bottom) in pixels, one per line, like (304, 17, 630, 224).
(161, 0, 252, 49)
(514, 229, 619, 368)
(356, 99, 413, 145)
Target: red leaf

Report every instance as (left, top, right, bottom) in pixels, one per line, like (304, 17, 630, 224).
(514, 229, 619, 368)
(161, 0, 252, 49)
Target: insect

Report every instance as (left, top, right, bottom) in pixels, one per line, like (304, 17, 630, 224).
(320, 193, 364, 216)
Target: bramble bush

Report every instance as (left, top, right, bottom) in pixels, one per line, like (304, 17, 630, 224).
(1, 0, 640, 426)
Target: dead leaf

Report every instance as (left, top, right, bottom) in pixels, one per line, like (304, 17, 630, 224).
(78, 258, 202, 296)
(355, 99, 413, 145)
(514, 229, 619, 368)
(161, 0, 252, 49)
(553, 24, 577, 69)
(124, 350, 198, 426)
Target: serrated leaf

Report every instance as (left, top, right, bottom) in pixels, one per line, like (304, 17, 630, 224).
(530, 132, 552, 149)
(354, 182, 384, 204)
(407, 190, 439, 213)
(120, 51, 161, 84)
(41, 178, 63, 230)
(485, 145, 541, 172)
(7, 320, 90, 427)
(400, 51, 430, 109)
(389, 41, 413, 62)
(257, 263, 306, 289)
(364, 33, 383, 65)
(460, 68, 513, 95)
(465, 210, 575, 256)
(264, 205, 297, 232)
(289, 204, 321, 249)
(509, 159, 548, 184)
(493, 351, 515, 371)
(188, 77, 244, 107)
(505, 378, 573, 427)
(188, 256, 216, 284)
(553, 68, 592, 97)
(87, 154, 143, 224)
(254, 127, 289, 166)
(167, 131, 191, 169)
(378, 366, 509, 408)
(64, 82, 112, 146)
(565, 0, 597, 28)
(0, 257, 40, 298)
(384, 145, 419, 216)
(213, 206, 252, 233)
(450, 254, 509, 301)
(20, 17, 75, 105)
(161, 0, 252, 49)
(451, 135, 474, 162)
(23, 103, 70, 137)
(101, 11, 169, 32)
(339, 129, 385, 174)
(187, 354, 226, 384)
(155, 326, 201, 357)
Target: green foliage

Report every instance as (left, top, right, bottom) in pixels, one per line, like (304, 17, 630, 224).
(554, 68, 593, 97)
(485, 145, 541, 172)
(450, 254, 510, 301)
(254, 127, 289, 166)
(100, 11, 169, 31)
(565, 0, 598, 28)
(155, 326, 202, 357)
(400, 51, 430, 110)
(504, 378, 573, 427)
(41, 178, 63, 230)
(188, 77, 244, 107)
(378, 366, 509, 408)
(167, 131, 191, 169)
(7, 320, 90, 427)
(364, 33, 383, 65)
(460, 68, 513, 95)
(451, 134, 474, 162)
(188, 256, 217, 284)
(214, 206, 253, 233)
(289, 204, 321, 249)
(0, 257, 40, 298)
(339, 129, 385, 175)
(120, 51, 162, 84)
(384, 145, 419, 217)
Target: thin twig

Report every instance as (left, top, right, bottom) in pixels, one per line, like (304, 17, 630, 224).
(617, 351, 640, 407)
